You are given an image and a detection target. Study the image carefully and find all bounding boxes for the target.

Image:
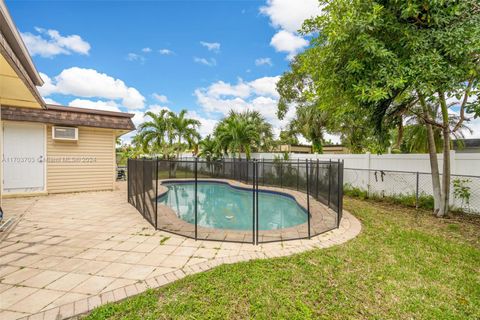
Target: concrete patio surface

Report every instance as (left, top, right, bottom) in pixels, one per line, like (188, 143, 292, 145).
(0, 182, 361, 320)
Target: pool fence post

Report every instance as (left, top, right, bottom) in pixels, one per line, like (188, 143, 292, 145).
(252, 159, 256, 245)
(233, 157, 236, 181)
(155, 157, 158, 230)
(262, 158, 265, 186)
(256, 159, 259, 245)
(222, 157, 225, 178)
(337, 159, 342, 228)
(297, 158, 299, 191)
(280, 159, 283, 188)
(328, 159, 332, 208)
(415, 171, 419, 209)
(127, 159, 130, 203)
(142, 159, 147, 220)
(195, 157, 198, 240)
(316, 159, 319, 200)
(246, 158, 249, 184)
(305, 159, 311, 239)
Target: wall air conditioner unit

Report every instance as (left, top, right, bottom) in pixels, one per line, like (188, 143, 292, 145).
(52, 126, 78, 141)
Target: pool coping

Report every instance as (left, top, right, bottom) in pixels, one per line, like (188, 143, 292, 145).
(151, 178, 338, 243)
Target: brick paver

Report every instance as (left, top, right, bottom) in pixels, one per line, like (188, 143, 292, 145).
(0, 182, 361, 320)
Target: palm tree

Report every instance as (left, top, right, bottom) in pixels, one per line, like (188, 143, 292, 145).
(137, 109, 170, 157)
(198, 135, 220, 161)
(136, 109, 201, 159)
(400, 114, 470, 153)
(214, 110, 271, 159)
(169, 110, 201, 158)
(244, 110, 275, 152)
(288, 105, 329, 153)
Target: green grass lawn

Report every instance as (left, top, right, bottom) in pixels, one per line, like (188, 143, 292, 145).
(85, 198, 480, 320)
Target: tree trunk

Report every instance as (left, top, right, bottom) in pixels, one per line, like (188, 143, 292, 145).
(312, 138, 323, 154)
(177, 136, 182, 159)
(438, 92, 451, 217)
(419, 94, 442, 214)
(394, 119, 403, 150)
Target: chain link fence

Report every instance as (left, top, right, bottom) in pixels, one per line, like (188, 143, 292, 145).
(344, 168, 480, 214)
(127, 158, 343, 244)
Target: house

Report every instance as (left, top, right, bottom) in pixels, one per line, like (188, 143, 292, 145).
(275, 144, 313, 154)
(274, 144, 349, 154)
(2, 105, 135, 195)
(452, 139, 480, 153)
(323, 144, 349, 154)
(0, 1, 135, 197)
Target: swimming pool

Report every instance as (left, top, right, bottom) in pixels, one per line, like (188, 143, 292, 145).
(158, 181, 308, 231)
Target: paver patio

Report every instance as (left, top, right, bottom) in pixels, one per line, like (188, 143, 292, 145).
(0, 182, 361, 320)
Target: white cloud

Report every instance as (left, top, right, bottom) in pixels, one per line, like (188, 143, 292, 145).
(142, 47, 152, 53)
(449, 109, 480, 139)
(152, 93, 169, 103)
(21, 27, 90, 58)
(131, 105, 171, 127)
(200, 77, 280, 100)
(194, 76, 291, 135)
(121, 105, 171, 143)
(465, 117, 480, 138)
(207, 80, 251, 99)
(260, 0, 322, 60)
(186, 110, 218, 138)
(249, 76, 280, 97)
(39, 67, 145, 109)
(38, 72, 57, 96)
(260, 0, 323, 33)
(126, 53, 145, 63)
(43, 97, 59, 105)
(200, 41, 221, 52)
(22, 33, 68, 57)
(159, 49, 174, 55)
(194, 57, 217, 66)
(255, 57, 273, 66)
(68, 99, 121, 112)
(147, 104, 170, 113)
(270, 30, 308, 59)
(324, 133, 342, 145)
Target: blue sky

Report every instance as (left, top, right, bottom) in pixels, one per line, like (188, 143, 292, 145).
(8, 0, 326, 141)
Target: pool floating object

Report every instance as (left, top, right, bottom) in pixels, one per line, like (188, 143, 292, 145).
(225, 215, 234, 219)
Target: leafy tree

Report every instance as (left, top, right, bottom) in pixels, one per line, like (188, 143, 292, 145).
(137, 109, 170, 157)
(397, 111, 470, 154)
(288, 105, 329, 153)
(279, 130, 299, 146)
(198, 135, 221, 161)
(136, 109, 200, 159)
(213, 110, 273, 159)
(277, 56, 388, 154)
(116, 143, 142, 165)
(281, 0, 479, 217)
(169, 109, 201, 157)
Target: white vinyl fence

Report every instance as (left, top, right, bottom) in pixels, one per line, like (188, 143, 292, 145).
(249, 151, 479, 176)
(246, 151, 480, 214)
(181, 151, 478, 214)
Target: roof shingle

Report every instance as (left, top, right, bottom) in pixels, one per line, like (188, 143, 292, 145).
(1, 105, 136, 131)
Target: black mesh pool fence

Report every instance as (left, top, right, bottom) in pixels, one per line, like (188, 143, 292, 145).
(127, 158, 344, 244)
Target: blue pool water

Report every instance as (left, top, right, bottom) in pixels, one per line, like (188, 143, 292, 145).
(158, 181, 307, 230)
